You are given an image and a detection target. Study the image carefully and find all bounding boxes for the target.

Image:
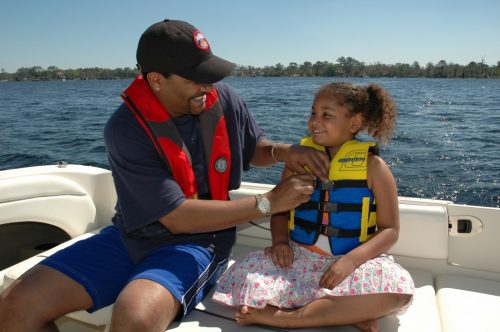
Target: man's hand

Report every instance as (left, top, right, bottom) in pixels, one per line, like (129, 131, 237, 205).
(251, 140, 329, 182)
(283, 145, 329, 182)
(266, 173, 315, 213)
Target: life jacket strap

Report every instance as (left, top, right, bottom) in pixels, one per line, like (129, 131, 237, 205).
(296, 201, 376, 213)
(314, 179, 369, 190)
(294, 217, 376, 238)
(368, 145, 380, 156)
(321, 224, 376, 238)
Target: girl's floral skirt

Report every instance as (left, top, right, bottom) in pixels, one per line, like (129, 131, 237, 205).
(212, 243, 414, 313)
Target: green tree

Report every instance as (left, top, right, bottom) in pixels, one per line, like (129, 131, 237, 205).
(410, 61, 421, 77)
(425, 62, 435, 77)
(300, 61, 313, 77)
(436, 60, 447, 78)
(286, 62, 299, 76)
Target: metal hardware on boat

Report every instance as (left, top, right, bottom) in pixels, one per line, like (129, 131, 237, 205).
(449, 216, 483, 237)
(57, 161, 68, 168)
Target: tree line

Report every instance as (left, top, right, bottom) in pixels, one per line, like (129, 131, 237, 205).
(234, 57, 500, 79)
(1, 57, 500, 81)
(0, 66, 138, 81)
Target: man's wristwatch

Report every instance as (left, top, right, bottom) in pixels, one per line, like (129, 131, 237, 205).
(255, 194, 272, 216)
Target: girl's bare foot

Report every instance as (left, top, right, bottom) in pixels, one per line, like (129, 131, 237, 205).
(354, 319, 379, 332)
(235, 305, 253, 324)
(235, 305, 290, 327)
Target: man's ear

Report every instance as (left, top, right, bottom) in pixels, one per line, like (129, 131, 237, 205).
(146, 72, 162, 91)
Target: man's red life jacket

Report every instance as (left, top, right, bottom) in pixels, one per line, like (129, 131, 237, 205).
(121, 76, 231, 200)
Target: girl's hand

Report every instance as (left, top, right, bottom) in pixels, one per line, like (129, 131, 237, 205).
(319, 256, 357, 289)
(265, 242, 294, 269)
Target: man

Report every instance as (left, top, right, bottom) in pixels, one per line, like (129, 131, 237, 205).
(0, 19, 329, 332)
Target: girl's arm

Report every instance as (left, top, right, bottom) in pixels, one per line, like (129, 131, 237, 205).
(320, 154, 399, 288)
(266, 167, 295, 268)
(346, 154, 400, 264)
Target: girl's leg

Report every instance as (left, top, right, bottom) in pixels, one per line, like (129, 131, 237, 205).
(236, 293, 411, 331)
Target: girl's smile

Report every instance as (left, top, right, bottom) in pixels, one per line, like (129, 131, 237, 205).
(308, 95, 359, 151)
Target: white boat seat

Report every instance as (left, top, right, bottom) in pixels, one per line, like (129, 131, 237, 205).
(4, 237, 442, 331)
(436, 274, 500, 332)
(0, 175, 98, 237)
(174, 244, 442, 332)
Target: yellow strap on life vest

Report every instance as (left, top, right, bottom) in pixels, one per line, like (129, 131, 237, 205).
(367, 199, 377, 241)
(359, 197, 377, 242)
(289, 209, 295, 230)
(359, 196, 370, 242)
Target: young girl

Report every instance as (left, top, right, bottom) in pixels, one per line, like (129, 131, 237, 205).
(212, 82, 414, 331)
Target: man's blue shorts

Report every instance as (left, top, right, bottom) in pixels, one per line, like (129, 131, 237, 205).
(40, 225, 229, 318)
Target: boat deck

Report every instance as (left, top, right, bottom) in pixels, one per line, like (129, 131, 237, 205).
(2, 165, 500, 331)
(3, 226, 500, 332)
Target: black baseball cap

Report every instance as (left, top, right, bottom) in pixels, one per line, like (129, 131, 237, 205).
(136, 19, 236, 83)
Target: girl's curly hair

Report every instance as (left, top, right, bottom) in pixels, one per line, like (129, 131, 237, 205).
(315, 82, 397, 144)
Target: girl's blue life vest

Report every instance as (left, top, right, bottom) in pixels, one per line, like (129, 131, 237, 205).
(289, 138, 378, 255)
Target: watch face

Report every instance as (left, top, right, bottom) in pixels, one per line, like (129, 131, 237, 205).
(258, 196, 271, 214)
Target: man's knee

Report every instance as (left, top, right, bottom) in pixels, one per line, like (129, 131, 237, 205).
(0, 265, 92, 329)
(1, 279, 29, 314)
(0, 281, 37, 330)
(111, 288, 182, 332)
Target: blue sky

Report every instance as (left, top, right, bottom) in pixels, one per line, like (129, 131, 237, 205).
(1, 0, 499, 73)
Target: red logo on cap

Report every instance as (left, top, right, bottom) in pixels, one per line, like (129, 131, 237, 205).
(193, 30, 209, 51)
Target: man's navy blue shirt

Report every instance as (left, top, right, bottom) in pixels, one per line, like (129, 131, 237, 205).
(104, 82, 263, 261)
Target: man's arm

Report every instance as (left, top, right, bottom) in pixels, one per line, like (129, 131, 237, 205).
(160, 173, 315, 234)
(251, 139, 330, 182)
(160, 137, 331, 235)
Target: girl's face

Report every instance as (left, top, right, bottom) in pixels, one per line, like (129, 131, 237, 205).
(308, 94, 361, 150)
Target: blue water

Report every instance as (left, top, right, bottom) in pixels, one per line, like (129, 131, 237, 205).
(0, 77, 499, 207)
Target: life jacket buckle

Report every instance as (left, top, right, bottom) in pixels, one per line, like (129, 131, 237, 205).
(314, 179, 335, 191)
(323, 202, 338, 212)
(320, 224, 339, 237)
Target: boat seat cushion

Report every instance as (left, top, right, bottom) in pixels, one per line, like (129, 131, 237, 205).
(181, 244, 442, 332)
(436, 274, 500, 332)
(50, 265, 445, 332)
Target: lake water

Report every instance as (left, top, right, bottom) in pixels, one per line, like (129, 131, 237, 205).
(0, 77, 499, 207)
